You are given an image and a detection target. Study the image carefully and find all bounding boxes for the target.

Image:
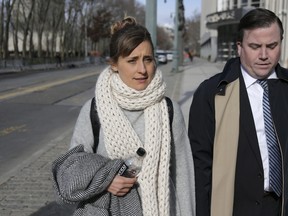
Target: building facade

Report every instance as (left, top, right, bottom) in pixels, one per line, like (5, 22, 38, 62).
(200, 0, 288, 67)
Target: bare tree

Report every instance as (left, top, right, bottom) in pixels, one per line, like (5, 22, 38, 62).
(3, 0, 17, 59)
(0, 0, 147, 62)
(45, 0, 65, 58)
(134, 1, 145, 25)
(100, 0, 145, 25)
(157, 26, 173, 50)
(87, 9, 111, 44)
(28, 7, 35, 58)
(11, 0, 20, 58)
(20, 0, 35, 58)
(61, 0, 82, 56)
(184, 10, 200, 55)
(85, 0, 145, 55)
(34, 0, 50, 57)
(0, 1, 4, 58)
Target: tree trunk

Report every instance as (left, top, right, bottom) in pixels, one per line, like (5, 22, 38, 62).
(4, 0, 17, 59)
(36, 0, 50, 57)
(50, 1, 64, 57)
(22, 0, 35, 58)
(0, 1, 4, 58)
(29, 13, 35, 58)
(12, 0, 20, 59)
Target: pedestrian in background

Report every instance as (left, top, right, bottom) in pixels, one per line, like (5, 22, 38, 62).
(55, 53, 62, 68)
(188, 50, 194, 62)
(52, 16, 195, 216)
(188, 8, 288, 216)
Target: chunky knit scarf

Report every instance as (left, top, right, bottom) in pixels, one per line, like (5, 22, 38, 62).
(95, 67, 171, 216)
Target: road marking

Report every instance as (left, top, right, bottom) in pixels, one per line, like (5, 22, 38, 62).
(0, 70, 99, 100)
(0, 124, 27, 137)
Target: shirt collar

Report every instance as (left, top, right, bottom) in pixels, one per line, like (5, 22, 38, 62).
(240, 65, 277, 89)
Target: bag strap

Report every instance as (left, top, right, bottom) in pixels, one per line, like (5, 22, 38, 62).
(90, 96, 173, 153)
(90, 97, 100, 153)
(165, 96, 174, 127)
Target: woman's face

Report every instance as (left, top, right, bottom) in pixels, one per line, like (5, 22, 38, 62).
(111, 41, 156, 91)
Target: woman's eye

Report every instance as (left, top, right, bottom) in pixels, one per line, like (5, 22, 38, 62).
(144, 58, 153, 63)
(128, 60, 136, 63)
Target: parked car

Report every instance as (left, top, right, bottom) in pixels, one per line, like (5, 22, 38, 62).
(166, 51, 173, 61)
(156, 50, 167, 64)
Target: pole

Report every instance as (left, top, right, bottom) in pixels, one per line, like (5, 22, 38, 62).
(145, 1, 157, 49)
(172, 0, 179, 73)
(84, 2, 89, 62)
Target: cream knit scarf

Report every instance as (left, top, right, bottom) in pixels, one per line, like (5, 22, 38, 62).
(95, 67, 171, 216)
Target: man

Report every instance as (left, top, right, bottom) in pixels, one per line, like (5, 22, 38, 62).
(188, 8, 288, 216)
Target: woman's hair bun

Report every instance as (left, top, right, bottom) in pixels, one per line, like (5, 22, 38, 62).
(110, 16, 137, 35)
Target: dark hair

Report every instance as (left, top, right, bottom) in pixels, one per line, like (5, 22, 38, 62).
(237, 8, 284, 42)
(109, 16, 154, 64)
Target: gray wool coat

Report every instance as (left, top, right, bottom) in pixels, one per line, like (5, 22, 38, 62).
(52, 144, 143, 216)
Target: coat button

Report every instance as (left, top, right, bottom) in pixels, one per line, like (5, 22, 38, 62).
(257, 173, 262, 178)
(255, 201, 260, 205)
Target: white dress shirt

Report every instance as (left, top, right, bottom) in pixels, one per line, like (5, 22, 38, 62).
(241, 66, 278, 191)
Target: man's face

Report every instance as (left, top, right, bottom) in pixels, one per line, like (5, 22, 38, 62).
(237, 22, 282, 79)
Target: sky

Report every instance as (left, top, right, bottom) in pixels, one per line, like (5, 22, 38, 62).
(137, 0, 201, 27)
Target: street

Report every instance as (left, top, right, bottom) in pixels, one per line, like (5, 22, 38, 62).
(0, 65, 104, 185)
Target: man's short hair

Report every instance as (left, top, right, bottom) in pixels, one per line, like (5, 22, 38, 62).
(237, 8, 284, 42)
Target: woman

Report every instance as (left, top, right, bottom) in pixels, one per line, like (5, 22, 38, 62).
(52, 16, 195, 216)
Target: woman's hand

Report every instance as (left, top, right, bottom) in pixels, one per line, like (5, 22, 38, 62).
(107, 175, 137, 196)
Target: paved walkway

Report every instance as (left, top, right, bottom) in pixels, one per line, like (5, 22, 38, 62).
(0, 57, 224, 216)
(0, 60, 91, 76)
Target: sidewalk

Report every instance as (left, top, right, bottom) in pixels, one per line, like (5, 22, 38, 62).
(0, 60, 90, 76)
(177, 58, 224, 125)
(0, 57, 224, 216)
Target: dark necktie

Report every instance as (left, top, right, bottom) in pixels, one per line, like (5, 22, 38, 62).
(257, 79, 282, 196)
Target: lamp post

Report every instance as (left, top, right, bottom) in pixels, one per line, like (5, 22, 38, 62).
(172, 0, 185, 73)
(145, 1, 157, 48)
(172, 0, 180, 73)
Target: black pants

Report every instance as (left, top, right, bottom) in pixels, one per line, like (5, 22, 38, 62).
(260, 192, 281, 216)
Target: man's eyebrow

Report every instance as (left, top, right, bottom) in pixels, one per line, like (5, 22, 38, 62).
(248, 41, 278, 46)
(266, 41, 278, 46)
(248, 42, 261, 47)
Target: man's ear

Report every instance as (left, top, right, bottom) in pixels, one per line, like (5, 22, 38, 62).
(236, 42, 242, 56)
